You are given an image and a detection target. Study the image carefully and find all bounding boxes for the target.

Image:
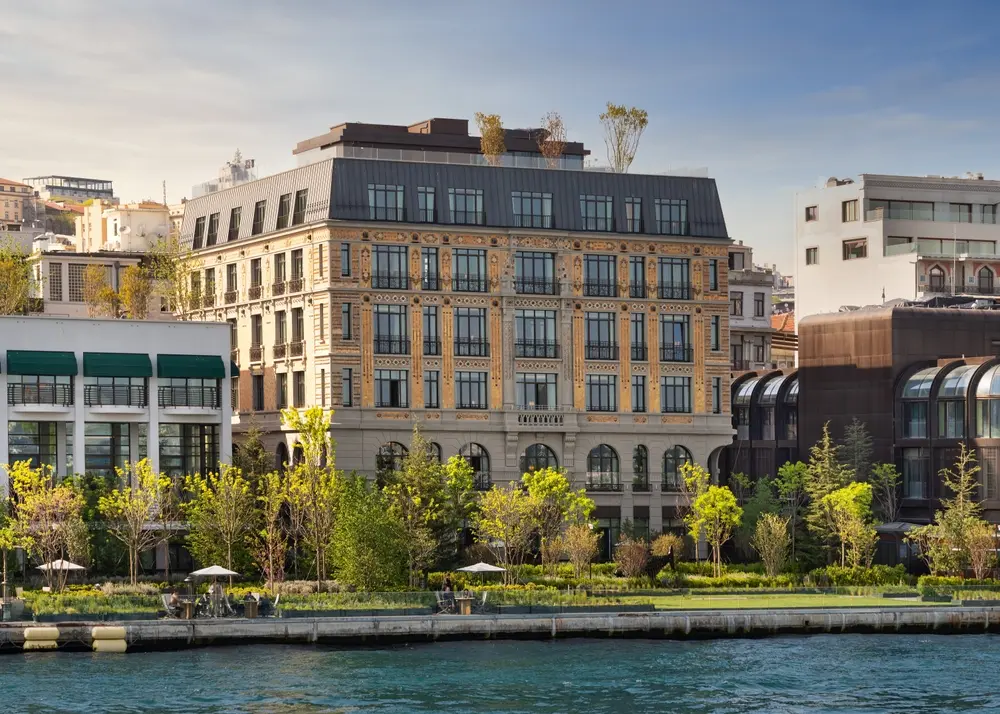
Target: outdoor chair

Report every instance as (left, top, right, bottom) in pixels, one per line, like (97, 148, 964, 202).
(435, 591, 455, 614)
(474, 591, 490, 614)
(161, 594, 181, 618)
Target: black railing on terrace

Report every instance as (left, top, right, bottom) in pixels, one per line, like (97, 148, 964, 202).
(585, 342, 619, 360)
(273, 343, 287, 359)
(631, 345, 648, 361)
(248, 285, 262, 300)
(288, 277, 303, 293)
(452, 276, 487, 292)
(84, 385, 147, 407)
(658, 284, 693, 300)
(586, 473, 622, 491)
(249, 345, 263, 362)
(158, 386, 219, 408)
(374, 337, 411, 355)
(272, 281, 286, 296)
(629, 283, 651, 298)
(454, 338, 489, 357)
(660, 345, 694, 363)
(422, 276, 440, 291)
(583, 280, 618, 297)
(514, 277, 559, 295)
(474, 472, 492, 490)
(423, 338, 442, 356)
(8, 383, 73, 406)
(371, 273, 410, 290)
(514, 340, 558, 358)
(633, 476, 650, 492)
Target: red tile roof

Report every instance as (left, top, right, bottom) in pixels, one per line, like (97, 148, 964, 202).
(771, 312, 795, 333)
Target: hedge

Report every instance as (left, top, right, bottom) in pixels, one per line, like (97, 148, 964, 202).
(807, 565, 909, 587)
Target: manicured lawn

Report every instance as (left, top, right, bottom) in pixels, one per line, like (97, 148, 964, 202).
(621, 593, 940, 610)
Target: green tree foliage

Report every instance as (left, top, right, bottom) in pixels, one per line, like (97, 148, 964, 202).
(521, 466, 594, 572)
(819, 482, 877, 568)
(752, 513, 790, 577)
(474, 112, 506, 166)
(475, 484, 536, 583)
(805, 423, 855, 563)
(234, 422, 274, 487)
(183, 465, 255, 574)
(870, 462, 902, 523)
(775, 461, 809, 564)
(562, 523, 600, 578)
(735, 478, 780, 560)
(98, 459, 175, 585)
(840, 418, 874, 482)
(333, 477, 406, 591)
(599, 102, 649, 173)
(252, 470, 286, 592)
(0, 237, 36, 315)
(614, 536, 649, 580)
(73, 471, 122, 575)
(689, 485, 742, 577)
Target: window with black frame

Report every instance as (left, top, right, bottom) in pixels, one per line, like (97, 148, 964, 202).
(449, 188, 484, 225)
(654, 198, 688, 235)
(84, 423, 133, 477)
(514, 251, 556, 294)
(454, 308, 488, 356)
(630, 312, 647, 361)
(251, 200, 266, 235)
(629, 256, 646, 297)
(516, 373, 557, 410)
(901, 367, 936, 439)
(585, 312, 617, 360)
(422, 306, 440, 355)
(372, 245, 409, 289)
(368, 184, 404, 221)
(625, 197, 642, 233)
(902, 447, 929, 499)
(660, 376, 692, 413)
(521, 443, 558, 472)
(452, 249, 487, 291)
(662, 445, 692, 490)
(632, 375, 646, 413)
(515, 309, 557, 358)
(456, 371, 488, 409)
(158, 378, 219, 408)
(584, 254, 618, 296)
(633, 445, 649, 490)
(459, 443, 491, 489)
(659, 314, 692, 362)
(580, 194, 613, 231)
(375, 369, 409, 408)
(84, 376, 147, 407)
(511, 191, 553, 228)
(423, 370, 440, 408)
(586, 374, 617, 411)
(417, 187, 436, 222)
(276, 193, 291, 230)
(373, 304, 409, 354)
(8, 375, 73, 406)
(587, 445, 620, 490)
(657, 257, 691, 299)
(206, 212, 219, 246)
(421, 247, 439, 290)
(292, 189, 308, 225)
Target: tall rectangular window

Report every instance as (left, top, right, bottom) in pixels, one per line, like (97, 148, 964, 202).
(712, 377, 722, 414)
(754, 292, 765, 317)
(805, 205, 818, 222)
(580, 195, 613, 231)
(320, 369, 326, 407)
(375, 370, 409, 408)
(515, 373, 558, 409)
(423, 306, 440, 355)
(317, 244, 324, 278)
(251, 314, 262, 347)
(585, 374, 617, 412)
(454, 307, 487, 356)
(584, 254, 618, 296)
(227, 207, 241, 241)
(654, 199, 688, 235)
(276, 373, 288, 409)
(660, 314, 691, 362)
(661, 376, 692, 413)
(902, 448, 929, 499)
(250, 258, 262, 287)
(341, 243, 351, 276)
(711, 315, 721, 351)
(514, 251, 556, 294)
(730, 294, 743, 316)
(49, 263, 63, 301)
(291, 307, 304, 343)
(805, 247, 818, 265)
(318, 303, 325, 341)
(342, 368, 353, 407)
(291, 248, 303, 281)
(625, 197, 642, 232)
(449, 188, 484, 225)
(274, 253, 286, 285)
(226, 264, 237, 294)
(251, 200, 266, 235)
(374, 304, 409, 353)
(842, 199, 858, 222)
(708, 259, 719, 291)
(274, 310, 286, 345)
(206, 212, 219, 246)
(511, 191, 553, 228)
(631, 375, 646, 413)
(453, 249, 487, 291)
(657, 257, 691, 299)
(629, 256, 646, 297)
(252, 374, 264, 411)
(276, 193, 291, 229)
(424, 370, 440, 408)
(372, 245, 408, 289)
(292, 189, 308, 225)
(514, 309, 557, 357)
(204, 268, 216, 301)
(984, 205, 997, 225)
(368, 184, 404, 221)
(950, 203, 972, 223)
(341, 303, 352, 339)
(293, 371, 305, 407)
(421, 247, 439, 290)
(417, 187, 436, 222)
(585, 312, 617, 359)
(192, 216, 206, 249)
(455, 371, 488, 409)
(630, 313, 647, 361)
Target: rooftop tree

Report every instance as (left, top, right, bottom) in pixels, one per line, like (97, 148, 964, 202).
(599, 103, 648, 173)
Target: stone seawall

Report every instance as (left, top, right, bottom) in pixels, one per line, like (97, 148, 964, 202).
(1, 607, 998, 654)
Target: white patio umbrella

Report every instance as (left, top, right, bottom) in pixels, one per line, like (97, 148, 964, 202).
(36, 560, 85, 571)
(190, 565, 240, 577)
(457, 562, 505, 585)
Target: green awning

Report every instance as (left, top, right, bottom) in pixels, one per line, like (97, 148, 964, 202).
(156, 354, 226, 380)
(83, 352, 153, 378)
(7, 350, 77, 376)
(230, 360, 240, 378)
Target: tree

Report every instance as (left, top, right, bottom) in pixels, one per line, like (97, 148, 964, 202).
(0, 237, 35, 315)
(599, 102, 648, 173)
(474, 113, 506, 166)
(775, 461, 809, 565)
(521, 466, 594, 572)
(651, 532, 684, 561)
(562, 523, 599, 578)
(83, 264, 118, 317)
(870, 462, 901, 523)
(8, 462, 88, 591)
(735, 478, 780, 560)
(805, 423, 855, 563)
(0, 496, 18, 601)
(678, 460, 711, 560)
(332, 477, 406, 591)
(819, 482, 876, 568)
(119, 264, 153, 319)
(233, 421, 275, 488)
(97, 459, 175, 585)
(439, 455, 477, 565)
(252, 470, 286, 593)
(183, 465, 255, 575)
(147, 234, 192, 314)
(475, 484, 536, 583)
(689, 485, 742, 577)
(536, 112, 567, 167)
(841, 418, 874, 482)
(752, 513, 790, 577)
(967, 520, 997, 581)
(614, 536, 649, 580)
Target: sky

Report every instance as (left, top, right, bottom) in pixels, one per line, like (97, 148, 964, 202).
(4, 0, 1000, 269)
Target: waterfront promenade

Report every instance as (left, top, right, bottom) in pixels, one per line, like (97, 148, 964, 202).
(2, 605, 999, 654)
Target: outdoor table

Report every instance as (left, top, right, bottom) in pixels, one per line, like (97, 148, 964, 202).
(455, 596, 473, 615)
(181, 601, 195, 620)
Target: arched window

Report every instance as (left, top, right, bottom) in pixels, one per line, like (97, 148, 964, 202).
(929, 265, 946, 292)
(520, 443, 558, 473)
(459, 443, 491, 489)
(980, 266, 995, 295)
(428, 442, 442, 463)
(376, 442, 408, 474)
(275, 442, 289, 473)
(938, 365, 974, 438)
(292, 442, 305, 466)
(662, 446, 692, 491)
(633, 445, 649, 491)
(977, 364, 1000, 439)
(587, 445, 620, 490)
(901, 367, 939, 439)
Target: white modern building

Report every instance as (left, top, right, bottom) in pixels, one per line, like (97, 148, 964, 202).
(728, 242, 774, 373)
(795, 173, 1000, 319)
(75, 200, 170, 253)
(0, 316, 234, 495)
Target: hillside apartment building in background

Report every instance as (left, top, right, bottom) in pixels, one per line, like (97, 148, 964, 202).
(177, 116, 735, 551)
(795, 173, 1000, 318)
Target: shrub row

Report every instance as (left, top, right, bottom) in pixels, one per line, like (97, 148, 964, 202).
(807, 565, 910, 587)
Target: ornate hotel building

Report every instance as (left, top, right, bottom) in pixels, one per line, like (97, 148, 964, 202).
(178, 118, 734, 546)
